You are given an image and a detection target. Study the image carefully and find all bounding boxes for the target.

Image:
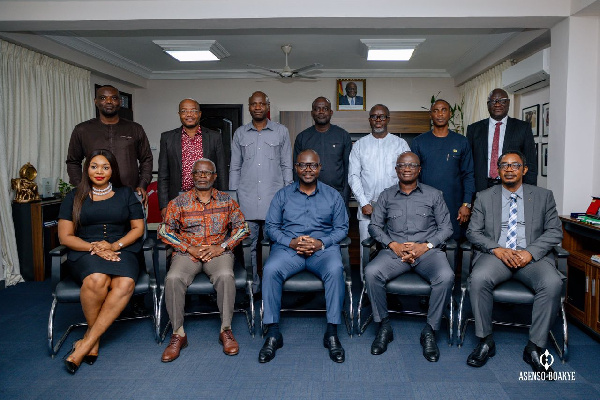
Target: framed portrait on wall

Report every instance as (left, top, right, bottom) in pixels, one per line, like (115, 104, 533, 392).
(336, 79, 366, 111)
(541, 142, 548, 177)
(522, 104, 539, 137)
(542, 102, 549, 137)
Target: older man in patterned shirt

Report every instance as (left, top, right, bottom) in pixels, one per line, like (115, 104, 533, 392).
(159, 158, 249, 362)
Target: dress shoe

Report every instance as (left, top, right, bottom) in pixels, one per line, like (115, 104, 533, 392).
(161, 333, 188, 363)
(258, 334, 283, 363)
(323, 335, 345, 363)
(371, 326, 394, 355)
(467, 340, 496, 368)
(420, 330, 440, 362)
(523, 348, 555, 379)
(63, 341, 82, 374)
(219, 330, 239, 356)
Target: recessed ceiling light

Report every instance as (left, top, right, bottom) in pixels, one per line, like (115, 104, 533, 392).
(360, 39, 425, 61)
(153, 40, 230, 62)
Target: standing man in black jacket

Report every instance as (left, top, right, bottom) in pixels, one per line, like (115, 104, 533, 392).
(158, 98, 228, 219)
(466, 88, 537, 193)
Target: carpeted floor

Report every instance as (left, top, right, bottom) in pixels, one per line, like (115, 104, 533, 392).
(0, 280, 599, 400)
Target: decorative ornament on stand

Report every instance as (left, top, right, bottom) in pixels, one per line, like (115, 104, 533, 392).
(11, 162, 41, 203)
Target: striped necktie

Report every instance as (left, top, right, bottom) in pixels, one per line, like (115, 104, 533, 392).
(506, 193, 518, 250)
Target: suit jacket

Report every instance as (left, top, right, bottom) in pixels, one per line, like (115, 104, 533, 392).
(466, 117, 537, 192)
(158, 126, 228, 210)
(466, 184, 562, 265)
(339, 95, 363, 106)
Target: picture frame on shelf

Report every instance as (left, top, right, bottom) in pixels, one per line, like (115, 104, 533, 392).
(541, 142, 548, 177)
(542, 102, 549, 137)
(522, 104, 540, 137)
(336, 79, 366, 111)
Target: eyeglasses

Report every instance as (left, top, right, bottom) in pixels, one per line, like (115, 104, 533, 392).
(498, 162, 523, 170)
(369, 115, 389, 121)
(191, 170, 215, 177)
(179, 109, 200, 115)
(487, 98, 510, 106)
(395, 162, 420, 170)
(294, 162, 321, 171)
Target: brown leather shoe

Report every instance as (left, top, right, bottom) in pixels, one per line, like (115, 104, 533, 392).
(219, 329, 239, 356)
(161, 334, 188, 362)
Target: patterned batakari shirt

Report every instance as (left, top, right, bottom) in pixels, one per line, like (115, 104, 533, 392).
(158, 188, 249, 261)
(180, 126, 204, 192)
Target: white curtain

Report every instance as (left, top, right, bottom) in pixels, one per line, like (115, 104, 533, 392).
(0, 39, 94, 286)
(458, 60, 515, 127)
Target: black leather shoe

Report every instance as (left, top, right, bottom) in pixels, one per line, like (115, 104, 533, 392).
(371, 326, 394, 355)
(258, 334, 283, 363)
(420, 331, 440, 362)
(523, 348, 555, 379)
(467, 340, 496, 368)
(323, 335, 345, 363)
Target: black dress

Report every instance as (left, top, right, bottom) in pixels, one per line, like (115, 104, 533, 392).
(58, 186, 145, 283)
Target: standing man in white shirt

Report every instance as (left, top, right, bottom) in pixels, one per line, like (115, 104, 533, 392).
(349, 104, 410, 272)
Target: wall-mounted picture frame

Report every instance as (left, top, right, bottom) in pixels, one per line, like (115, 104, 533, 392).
(522, 104, 539, 137)
(336, 79, 366, 111)
(541, 142, 548, 177)
(542, 102, 549, 137)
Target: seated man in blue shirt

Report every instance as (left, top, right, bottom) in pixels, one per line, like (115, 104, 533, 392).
(365, 151, 454, 362)
(259, 149, 349, 364)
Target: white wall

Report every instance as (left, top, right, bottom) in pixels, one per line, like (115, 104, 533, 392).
(519, 86, 550, 188)
(132, 77, 459, 170)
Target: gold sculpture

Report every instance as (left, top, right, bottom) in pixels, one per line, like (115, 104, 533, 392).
(12, 162, 41, 203)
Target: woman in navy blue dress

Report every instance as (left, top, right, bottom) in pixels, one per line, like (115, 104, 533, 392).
(58, 149, 145, 374)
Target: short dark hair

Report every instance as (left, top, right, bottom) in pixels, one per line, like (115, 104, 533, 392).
(95, 85, 119, 97)
(497, 150, 526, 167)
(431, 99, 451, 110)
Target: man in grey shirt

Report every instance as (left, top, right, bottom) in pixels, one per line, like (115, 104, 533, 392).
(365, 151, 454, 362)
(229, 91, 293, 293)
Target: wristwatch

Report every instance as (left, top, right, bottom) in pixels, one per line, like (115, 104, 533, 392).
(462, 203, 472, 209)
(220, 242, 228, 250)
(426, 242, 434, 250)
(118, 242, 124, 249)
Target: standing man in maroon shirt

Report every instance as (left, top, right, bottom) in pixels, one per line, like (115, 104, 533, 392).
(158, 98, 228, 219)
(66, 85, 153, 204)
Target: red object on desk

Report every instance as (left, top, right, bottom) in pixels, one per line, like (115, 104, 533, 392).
(587, 197, 600, 217)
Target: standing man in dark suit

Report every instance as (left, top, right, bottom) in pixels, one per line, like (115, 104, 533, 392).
(466, 88, 537, 192)
(294, 96, 352, 206)
(465, 151, 563, 376)
(158, 98, 228, 219)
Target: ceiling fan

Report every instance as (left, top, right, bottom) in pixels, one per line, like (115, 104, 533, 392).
(247, 45, 322, 79)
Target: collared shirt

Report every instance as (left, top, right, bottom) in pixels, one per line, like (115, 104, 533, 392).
(67, 118, 153, 189)
(180, 126, 203, 192)
(368, 182, 453, 248)
(499, 185, 526, 248)
(348, 132, 410, 220)
(293, 124, 352, 203)
(229, 119, 293, 220)
(158, 188, 249, 261)
(265, 181, 348, 250)
(487, 116, 508, 177)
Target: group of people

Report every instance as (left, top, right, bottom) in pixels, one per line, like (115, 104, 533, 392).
(57, 85, 562, 379)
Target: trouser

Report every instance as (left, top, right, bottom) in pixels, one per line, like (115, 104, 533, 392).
(468, 253, 564, 348)
(246, 220, 264, 293)
(262, 245, 345, 325)
(365, 248, 454, 330)
(165, 252, 236, 332)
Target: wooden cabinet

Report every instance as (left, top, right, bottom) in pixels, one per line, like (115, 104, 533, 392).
(12, 199, 62, 281)
(561, 216, 600, 335)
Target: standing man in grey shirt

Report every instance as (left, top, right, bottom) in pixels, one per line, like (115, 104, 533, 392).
(365, 151, 454, 362)
(229, 91, 293, 293)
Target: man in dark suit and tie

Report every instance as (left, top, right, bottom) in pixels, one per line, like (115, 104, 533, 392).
(338, 81, 363, 106)
(158, 98, 228, 219)
(466, 88, 537, 192)
(465, 150, 563, 376)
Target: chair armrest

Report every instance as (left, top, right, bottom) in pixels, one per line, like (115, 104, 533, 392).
(261, 238, 271, 268)
(240, 238, 253, 282)
(445, 239, 457, 251)
(460, 241, 474, 288)
(142, 238, 156, 278)
(338, 237, 351, 280)
(361, 237, 376, 247)
(156, 240, 169, 251)
(49, 245, 68, 290)
(156, 242, 172, 288)
(361, 237, 378, 280)
(242, 238, 252, 247)
(553, 245, 569, 276)
(553, 245, 569, 258)
(339, 236, 351, 247)
(142, 237, 155, 252)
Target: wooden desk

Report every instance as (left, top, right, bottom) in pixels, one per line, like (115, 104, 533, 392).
(12, 199, 62, 281)
(560, 216, 600, 335)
